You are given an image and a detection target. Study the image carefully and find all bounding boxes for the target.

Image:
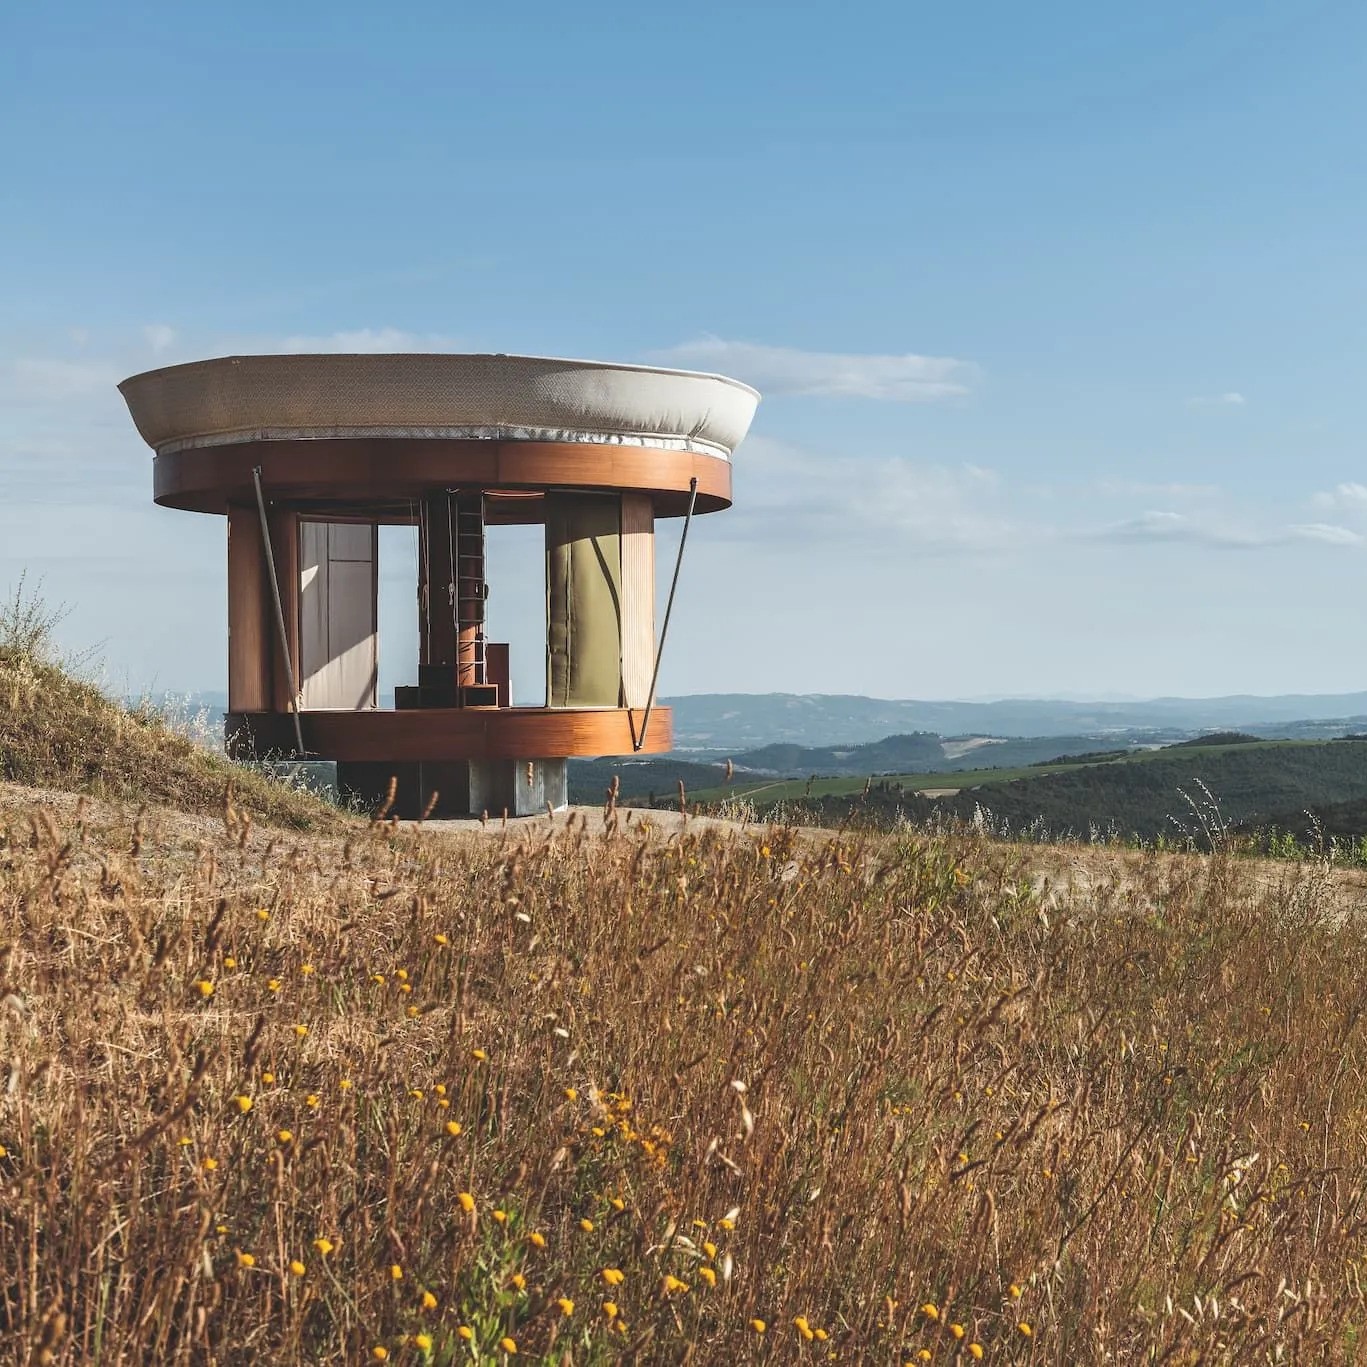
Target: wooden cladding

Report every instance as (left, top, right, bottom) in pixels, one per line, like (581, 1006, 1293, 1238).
(155, 439, 731, 518)
(226, 505, 271, 712)
(226, 705, 674, 762)
(620, 494, 655, 710)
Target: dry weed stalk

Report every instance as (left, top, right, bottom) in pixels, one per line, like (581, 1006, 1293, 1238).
(1, 796, 1367, 1362)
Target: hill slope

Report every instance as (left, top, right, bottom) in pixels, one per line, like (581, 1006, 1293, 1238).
(6, 776, 1367, 1360)
(0, 637, 336, 829)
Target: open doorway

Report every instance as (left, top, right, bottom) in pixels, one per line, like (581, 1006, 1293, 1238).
(377, 523, 419, 708)
(484, 522, 546, 706)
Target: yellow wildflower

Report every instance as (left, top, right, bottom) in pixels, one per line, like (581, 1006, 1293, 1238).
(300, 964, 314, 976)
(434, 933, 449, 946)
(202, 1157, 218, 1171)
(256, 908, 270, 921)
(499, 1337, 517, 1355)
(950, 1324, 965, 1339)
(921, 1303, 939, 1321)
(564, 1087, 578, 1101)
(293, 1024, 308, 1038)
(601, 1267, 625, 1286)
(794, 1315, 814, 1340)
(1008, 1284, 1023, 1299)
(305, 1094, 319, 1108)
(267, 978, 281, 992)
(698, 1266, 717, 1287)
(579, 1218, 594, 1233)
(390, 1264, 403, 1281)
(414, 1334, 432, 1352)
(557, 1297, 575, 1316)
(223, 956, 237, 969)
(510, 1273, 526, 1291)
(277, 1129, 293, 1145)
(458, 1192, 475, 1213)
(528, 1232, 546, 1248)
(371, 1349, 388, 1362)
(289, 1260, 306, 1276)
(472, 1048, 488, 1061)
(662, 1274, 689, 1294)
(1018, 1322, 1033, 1337)
(969, 1346, 984, 1360)
(750, 1318, 767, 1334)
(457, 1326, 473, 1341)
(433, 1083, 446, 1097)
(313, 1237, 335, 1256)
(233, 1095, 253, 1114)
(493, 1209, 508, 1224)
(610, 1197, 626, 1211)
(235, 1250, 255, 1268)
(196, 980, 215, 997)
(421, 1290, 438, 1310)
(702, 1240, 717, 1259)
(445, 1121, 463, 1137)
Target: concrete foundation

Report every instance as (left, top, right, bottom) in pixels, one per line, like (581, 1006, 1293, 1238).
(337, 758, 568, 819)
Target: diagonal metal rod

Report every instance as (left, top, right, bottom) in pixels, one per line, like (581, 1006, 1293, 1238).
(635, 476, 697, 752)
(252, 466, 306, 757)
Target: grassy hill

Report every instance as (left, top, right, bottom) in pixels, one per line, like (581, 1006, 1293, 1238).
(12, 606, 1367, 1356)
(676, 736, 1367, 845)
(8, 689, 1367, 1358)
(0, 586, 336, 830)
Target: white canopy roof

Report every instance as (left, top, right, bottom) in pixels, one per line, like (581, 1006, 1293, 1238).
(120, 353, 760, 459)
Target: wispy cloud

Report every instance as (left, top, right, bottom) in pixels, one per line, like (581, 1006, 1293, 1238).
(273, 327, 459, 354)
(1095, 509, 1361, 550)
(1311, 482, 1367, 511)
(652, 337, 976, 402)
(1186, 391, 1246, 409)
(143, 323, 177, 353)
(728, 435, 1018, 553)
(1291, 522, 1364, 546)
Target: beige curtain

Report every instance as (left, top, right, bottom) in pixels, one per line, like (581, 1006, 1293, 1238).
(546, 494, 622, 707)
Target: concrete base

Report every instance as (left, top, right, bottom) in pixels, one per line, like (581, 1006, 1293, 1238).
(337, 758, 568, 819)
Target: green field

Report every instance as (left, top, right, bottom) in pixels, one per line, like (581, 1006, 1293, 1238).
(682, 737, 1314, 806)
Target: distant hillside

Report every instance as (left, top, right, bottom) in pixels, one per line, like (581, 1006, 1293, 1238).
(664, 691, 1367, 749)
(700, 739, 1367, 845)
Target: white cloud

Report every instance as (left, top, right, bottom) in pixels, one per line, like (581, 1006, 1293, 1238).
(1311, 482, 1367, 511)
(652, 337, 975, 402)
(143, 323, 177, 353)
(728, 434, 1018, 553)
(273, 326, 457, 354)
(1186, 391, 1246, 409)
(1290, 522, 1364, 546)
(1096, 509, 1362, 550)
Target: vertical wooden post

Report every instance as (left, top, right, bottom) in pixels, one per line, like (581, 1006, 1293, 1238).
(620, 494, 655, 709)
(227, 505, 273, 712)
(418, 492, 457, 669)
(267, 508, 300, 714)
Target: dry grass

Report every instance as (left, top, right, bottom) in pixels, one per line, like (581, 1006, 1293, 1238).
(4, 780, 1367, 1364)
(0, 641, 339, 832)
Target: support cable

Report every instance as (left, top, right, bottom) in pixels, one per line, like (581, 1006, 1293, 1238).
(635, 476, 697, 752)
(251, 466, 306, 757)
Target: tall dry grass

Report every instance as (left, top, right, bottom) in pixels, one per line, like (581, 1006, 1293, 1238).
(3, 791, 1367, 1363)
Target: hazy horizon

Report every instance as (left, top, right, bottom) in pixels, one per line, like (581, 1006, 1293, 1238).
(8, 3, 1367, 700)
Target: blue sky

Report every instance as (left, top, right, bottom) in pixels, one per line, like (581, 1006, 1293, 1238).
(4, 0, 1367, 701)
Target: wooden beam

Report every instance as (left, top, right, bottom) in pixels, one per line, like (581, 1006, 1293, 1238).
(226, 504, 272, 712)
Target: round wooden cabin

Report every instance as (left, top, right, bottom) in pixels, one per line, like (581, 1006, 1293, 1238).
(119, 353, 759, 817)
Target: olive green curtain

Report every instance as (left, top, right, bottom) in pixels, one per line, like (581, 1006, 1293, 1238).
(546, 494, 622, 707)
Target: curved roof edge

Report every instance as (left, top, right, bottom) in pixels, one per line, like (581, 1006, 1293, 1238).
(120, 352, 760, 459)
